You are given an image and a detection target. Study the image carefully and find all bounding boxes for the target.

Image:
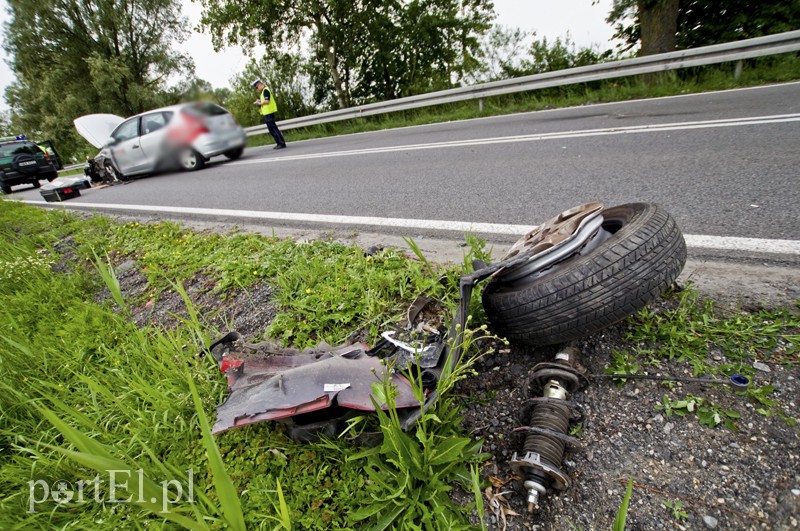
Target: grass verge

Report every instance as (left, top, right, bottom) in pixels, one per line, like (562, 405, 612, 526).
(0, 199, 490, 529)
(1, 198, 797, 528)
(608, 287, 799, 429)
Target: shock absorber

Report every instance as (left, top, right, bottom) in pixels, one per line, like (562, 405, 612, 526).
(510, 346, 587, 512)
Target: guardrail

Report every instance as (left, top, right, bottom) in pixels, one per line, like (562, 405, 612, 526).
(245, 29, 800, 137)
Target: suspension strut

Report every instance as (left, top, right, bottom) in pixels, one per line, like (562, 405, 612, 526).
(510, 346, 588, 512)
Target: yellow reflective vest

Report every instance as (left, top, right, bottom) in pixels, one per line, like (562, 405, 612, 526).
(259, 87, 278, 115)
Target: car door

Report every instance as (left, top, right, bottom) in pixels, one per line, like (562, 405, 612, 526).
(37, 140, 63, 170)
(137, 111, 172, 172)
(109, 117, 144, 175)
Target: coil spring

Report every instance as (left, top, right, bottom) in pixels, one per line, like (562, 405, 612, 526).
(522, 400, 572, 470)
(511, 347, 587, 512)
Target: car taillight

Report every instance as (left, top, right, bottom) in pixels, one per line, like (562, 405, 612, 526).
(63, 188, 73, 193)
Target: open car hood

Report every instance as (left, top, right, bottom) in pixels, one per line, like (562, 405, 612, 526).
(73, 114, 124, 148)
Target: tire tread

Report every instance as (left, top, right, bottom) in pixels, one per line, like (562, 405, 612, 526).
(482, 203, 687, 346)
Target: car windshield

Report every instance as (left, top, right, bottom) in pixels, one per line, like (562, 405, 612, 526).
(185, 102, 228, 117)
(0, 143, 37, 157)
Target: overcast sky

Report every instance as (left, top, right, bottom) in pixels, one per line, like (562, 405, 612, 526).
(0, 0, 618, 112)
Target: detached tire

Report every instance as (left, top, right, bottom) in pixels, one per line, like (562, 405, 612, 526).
(482, 203, 686, 347)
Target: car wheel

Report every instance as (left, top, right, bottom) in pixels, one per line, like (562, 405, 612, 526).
(223, 147, 244, 160)
(179, 148, 205, 171)
(44, 172, 58, 182)
(31, 178, 41, 188)
(2, 184, 11, 195)
(481, 203, 687, 347)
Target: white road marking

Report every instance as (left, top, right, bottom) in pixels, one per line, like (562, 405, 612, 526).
(235, 113, 800, 165)
(683, 235, 800, 255)
(25, 201, 800, 255)
(260, 81, 800, 146)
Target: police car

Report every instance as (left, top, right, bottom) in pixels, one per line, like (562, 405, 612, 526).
(0, 135, 60, 194)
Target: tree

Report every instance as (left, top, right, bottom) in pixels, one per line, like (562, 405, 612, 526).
(351, 0, 493, 102)
(522, 34, 614, 73)
(199, 0, 355, 109)
(225, 54, 317, 127)
(169, 79, 232, 107)
(607, 0, 680, 55)
(471, 26, 533, 82)
(0, 111, 11, 137)
(678, 0, 800, 49)
(3, 0, 195, 159)
(471, 28, 615, 83)
(608, 0, 800, 54)
(198, 0, 494, 109)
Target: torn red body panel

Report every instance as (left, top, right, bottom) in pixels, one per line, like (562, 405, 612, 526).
(209, 334, 427, 438)
(207, 249, 513, 441)
(204, 202, 687, 443)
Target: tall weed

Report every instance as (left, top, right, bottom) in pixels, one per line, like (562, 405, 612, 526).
(0, 199, 500, 529)
(348, 324, 497, 529)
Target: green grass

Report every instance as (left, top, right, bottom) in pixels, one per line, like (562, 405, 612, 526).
(1, 197, 797, 528)
(612, 478, 634, 531)
(623, 289, 799, 372)
(0, 199, 490, 529)
(55, 167, 86, 177)
(68, 214, 477, 348)
(250, 55, 800, 148)
(346, 335, 492, 530)
(610, 287, 799, 428)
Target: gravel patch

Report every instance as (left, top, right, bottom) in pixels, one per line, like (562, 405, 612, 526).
(454, 296, 799, 530)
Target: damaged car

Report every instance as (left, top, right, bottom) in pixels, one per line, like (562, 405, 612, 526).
(73, 101, 247, 181)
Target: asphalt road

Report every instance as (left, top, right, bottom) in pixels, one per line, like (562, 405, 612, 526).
(16, 82, 800, 261)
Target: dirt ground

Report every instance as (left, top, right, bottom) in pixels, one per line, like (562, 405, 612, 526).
(98, 219, 799, 531)
(456, 303, 799, 531)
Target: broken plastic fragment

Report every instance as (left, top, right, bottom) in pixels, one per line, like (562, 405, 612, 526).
(324, 383, 351, 392)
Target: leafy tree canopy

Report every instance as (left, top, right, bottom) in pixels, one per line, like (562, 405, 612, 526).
(199, 0, 495, 109)
(225, 54, 318, 127)
(3, 0, 196, 160)
(608, 0, 800, 53)
(471, 27, 616, 82)
(0, 112, 11, 137)
(678, 0, 800, 49)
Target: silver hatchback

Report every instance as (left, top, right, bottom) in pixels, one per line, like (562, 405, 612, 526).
(74, 101, 247, 179)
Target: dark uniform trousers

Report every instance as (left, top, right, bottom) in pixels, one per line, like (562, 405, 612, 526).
(262, 113, 286, 147)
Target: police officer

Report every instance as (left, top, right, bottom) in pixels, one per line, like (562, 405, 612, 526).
(253, 79, 287, 150)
